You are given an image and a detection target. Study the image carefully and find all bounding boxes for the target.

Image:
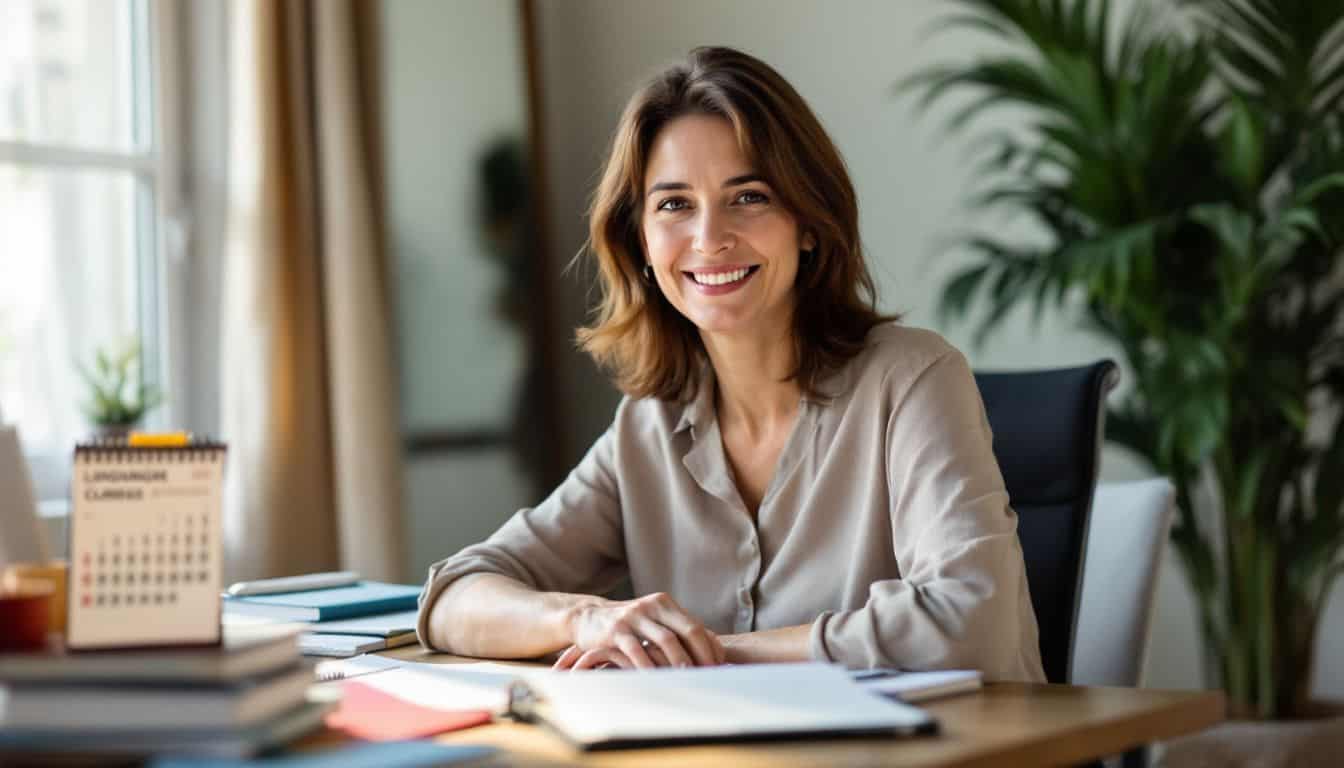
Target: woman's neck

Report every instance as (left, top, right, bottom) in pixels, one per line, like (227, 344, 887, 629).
(701, 325, 802, 439)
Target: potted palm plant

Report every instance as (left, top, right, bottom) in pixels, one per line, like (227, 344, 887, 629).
(909, 0, 1344, 727)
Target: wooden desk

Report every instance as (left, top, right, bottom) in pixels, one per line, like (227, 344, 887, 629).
(319, 646, 1224, 768)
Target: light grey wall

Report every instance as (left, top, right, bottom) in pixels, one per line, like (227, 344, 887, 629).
(382, 0, 528, 431)
(534, 0, 1344, 697)
(381, 0, 536, 580)
(403, 449, 532, 581)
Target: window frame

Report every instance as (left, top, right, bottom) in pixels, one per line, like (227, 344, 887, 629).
(0, 0, 190, 513)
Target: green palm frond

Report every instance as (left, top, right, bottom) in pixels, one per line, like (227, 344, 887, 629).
(913, 0, 1344, 719)
(1180, 0, 1344, 118)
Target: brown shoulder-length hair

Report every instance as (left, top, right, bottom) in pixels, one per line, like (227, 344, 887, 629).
(576, 46, 895, 401)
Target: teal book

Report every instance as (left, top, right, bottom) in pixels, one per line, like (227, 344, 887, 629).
(221, 582, 421, 622)
(150, 740, 495, 767)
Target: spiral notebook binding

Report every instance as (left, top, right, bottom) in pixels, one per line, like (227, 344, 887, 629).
(313, 660, 399, 682)
(74, 437, 227, 463)
(75, 436, 226, 450)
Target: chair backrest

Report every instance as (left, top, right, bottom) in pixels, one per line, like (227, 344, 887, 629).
(974, 361, 1118, 684)
(1071, 479, 1175, 687)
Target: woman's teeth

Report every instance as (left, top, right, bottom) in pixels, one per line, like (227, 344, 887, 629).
(691, 268, 751, 285)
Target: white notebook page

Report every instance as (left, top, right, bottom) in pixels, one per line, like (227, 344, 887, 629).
(528, 662, 933, 744)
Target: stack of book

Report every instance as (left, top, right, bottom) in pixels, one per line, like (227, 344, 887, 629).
(222, 581, 422, 657)
(0, 623, 327, 759)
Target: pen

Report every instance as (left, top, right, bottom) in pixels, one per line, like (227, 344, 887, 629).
(226, 571, 361, 596)
(850, 668, 905, 681)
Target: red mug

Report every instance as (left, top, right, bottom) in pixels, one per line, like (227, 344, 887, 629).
(0, 578, 53, 652)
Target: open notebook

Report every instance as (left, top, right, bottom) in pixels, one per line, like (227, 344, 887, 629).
(320, 657, 935, 750)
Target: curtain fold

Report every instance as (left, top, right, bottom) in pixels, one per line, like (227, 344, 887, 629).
(222, 0, 403, 583)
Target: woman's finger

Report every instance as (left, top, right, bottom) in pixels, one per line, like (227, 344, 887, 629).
(637, 594, 720, 667)
(614, 631, 656, 669)
(570, 648, 610, 670)
(552, 645, 583, 670)
(660, 616, 721, 667)
(644, 644, 671, 667)
(634, 617, 693, 668)
(572, 647, 632, 670)
(691, 626, 725, 667)
(643, 595, 720, 667)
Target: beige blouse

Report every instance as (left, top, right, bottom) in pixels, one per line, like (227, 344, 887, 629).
(416, 324, 1045, 682)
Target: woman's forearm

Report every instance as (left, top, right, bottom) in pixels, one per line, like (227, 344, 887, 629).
(721, 623, 812, 664)
(428, 577, 814, 665)
(425, 573, 603, 659)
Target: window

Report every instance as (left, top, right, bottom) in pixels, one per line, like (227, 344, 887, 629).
(0, 0, 177, 504)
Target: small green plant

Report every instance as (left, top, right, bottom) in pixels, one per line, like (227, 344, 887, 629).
(78, 340, 162, 428)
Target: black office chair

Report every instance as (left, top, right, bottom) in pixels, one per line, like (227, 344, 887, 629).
(974, 360, 1119, 685)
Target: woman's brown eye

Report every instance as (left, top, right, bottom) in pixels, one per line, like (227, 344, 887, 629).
(737, 191, 768, 204)
(657, 198, 689, 211)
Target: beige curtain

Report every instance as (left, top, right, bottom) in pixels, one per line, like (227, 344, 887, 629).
(222, 0, 403, 583)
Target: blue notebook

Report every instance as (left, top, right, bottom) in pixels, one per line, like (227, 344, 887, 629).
(150, 740, 495, 768)
(221, 582, 421, 622)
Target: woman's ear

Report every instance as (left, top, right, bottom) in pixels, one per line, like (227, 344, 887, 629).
(801, 230, 817, 252)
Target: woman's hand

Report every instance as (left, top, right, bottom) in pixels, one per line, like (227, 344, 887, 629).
(553, 592, 725, 670)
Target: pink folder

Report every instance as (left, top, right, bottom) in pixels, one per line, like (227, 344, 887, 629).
(325, 680, 493, 741)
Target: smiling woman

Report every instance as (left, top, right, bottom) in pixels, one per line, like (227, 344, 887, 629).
(416, 46, 1045, 682)
(578, 47, 884, 403)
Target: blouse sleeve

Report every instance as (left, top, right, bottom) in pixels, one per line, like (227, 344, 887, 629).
(414, 411, 628, 649)
(808, 349, 1046, 682)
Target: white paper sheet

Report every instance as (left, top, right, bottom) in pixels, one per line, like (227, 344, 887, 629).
(304, 610, 419, 636)
(856, 669, 983, 702)
(298, 632, 416, 657)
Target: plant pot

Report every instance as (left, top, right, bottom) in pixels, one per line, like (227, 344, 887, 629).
(93, 423, 136, 441)
(1156, 702, 1344, 768)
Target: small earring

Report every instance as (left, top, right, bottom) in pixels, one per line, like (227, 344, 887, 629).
(643, 264, 655, 283)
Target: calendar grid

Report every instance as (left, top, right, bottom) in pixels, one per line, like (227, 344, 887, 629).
(67, 440, 226, 650)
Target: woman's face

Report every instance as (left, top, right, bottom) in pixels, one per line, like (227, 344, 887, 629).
(641, 114, 813, 341)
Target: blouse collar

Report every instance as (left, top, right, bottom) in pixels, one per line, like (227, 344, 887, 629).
(673, 353, 855, 439)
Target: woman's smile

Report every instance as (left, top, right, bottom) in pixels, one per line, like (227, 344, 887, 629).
(684, 264, 761, 294)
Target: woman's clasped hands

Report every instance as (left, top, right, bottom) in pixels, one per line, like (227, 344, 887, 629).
(553, 591, 727, 670)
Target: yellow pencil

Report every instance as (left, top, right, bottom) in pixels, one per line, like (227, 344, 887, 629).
(127, 431, 192, 447)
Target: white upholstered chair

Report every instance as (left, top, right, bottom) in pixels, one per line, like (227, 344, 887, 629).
(1070, 478, 1177, 688)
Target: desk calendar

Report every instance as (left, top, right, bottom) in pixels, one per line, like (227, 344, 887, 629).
(67, 438, 227, 650)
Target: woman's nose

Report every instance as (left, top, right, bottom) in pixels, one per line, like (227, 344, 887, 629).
(692, 209, 734, 256)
